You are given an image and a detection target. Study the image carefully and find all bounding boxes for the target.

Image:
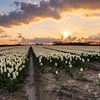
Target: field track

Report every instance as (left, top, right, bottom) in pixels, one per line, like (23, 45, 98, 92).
(25, 47, 37, 100)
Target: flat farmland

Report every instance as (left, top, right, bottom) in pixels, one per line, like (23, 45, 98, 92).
(0, 46, 100, 100)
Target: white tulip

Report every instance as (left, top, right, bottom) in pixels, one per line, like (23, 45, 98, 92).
(8, 73, 10, 77)
(55, 63, 58, 66)
(40, 63, 43, 66)
(56, 70, 59, 75)
(69, 64, 72, 68)
(80, 68, 84, 72)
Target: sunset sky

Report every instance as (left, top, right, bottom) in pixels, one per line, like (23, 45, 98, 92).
(0, 0, 100, 44)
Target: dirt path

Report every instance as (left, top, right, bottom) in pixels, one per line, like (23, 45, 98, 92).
(25, 49, 37, 100)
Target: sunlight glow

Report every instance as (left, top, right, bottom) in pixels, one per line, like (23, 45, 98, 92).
(62, 32, 70, 39)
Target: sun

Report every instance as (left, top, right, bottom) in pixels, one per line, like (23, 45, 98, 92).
(62, 32, 70, 39)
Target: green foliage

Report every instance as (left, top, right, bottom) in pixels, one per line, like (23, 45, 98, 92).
(77, 72, 87, 81)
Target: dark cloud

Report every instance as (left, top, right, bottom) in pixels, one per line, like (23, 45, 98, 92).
(50, 0, 100, 10)
(14, 1, 20, 7)
(0, 1, 60, 27)
(0, 0, 100, 27)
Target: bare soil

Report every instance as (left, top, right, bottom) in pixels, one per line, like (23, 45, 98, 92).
(37, 62, 100, 100)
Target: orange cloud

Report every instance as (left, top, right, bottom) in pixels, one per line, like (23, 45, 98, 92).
(0, 28, 5, 33)
(84, 12, 100, 18)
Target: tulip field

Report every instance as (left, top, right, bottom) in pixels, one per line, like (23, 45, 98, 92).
(33, 46, 100, 80)
(32, 46, 100, 100)
(0, 45, 100, 94)
(0, 46, 29, 91)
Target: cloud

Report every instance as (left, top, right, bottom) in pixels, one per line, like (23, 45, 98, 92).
(0, 34, 10, 38)
(49, 0, 100, 11)
(17, 33, 33, 44)
(0, 1, 60, 27)
(9, 38, 18, 42)
(18, 36, 61, 44)
(33, 37, 60, 43)
(18, 33, 24, 38)
(84, 33, 100, 41)
(0, 28, 10, 38)
(64, 36, 77, 42)
(84, 12, 100, 17)
(0, 0, 100, 27)
(63, 33, 100, 42)
(0, 28, 5, 33)
(12, 33, 100, 44)
(18, 38, 33, 44)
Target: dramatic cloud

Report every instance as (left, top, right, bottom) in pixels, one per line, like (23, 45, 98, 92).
(49, 0, 100, 11)
(0, 1, 60, 27)
(0, 0, 100, 27)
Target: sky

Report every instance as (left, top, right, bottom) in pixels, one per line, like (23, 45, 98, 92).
(0, 0, 100, 44)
